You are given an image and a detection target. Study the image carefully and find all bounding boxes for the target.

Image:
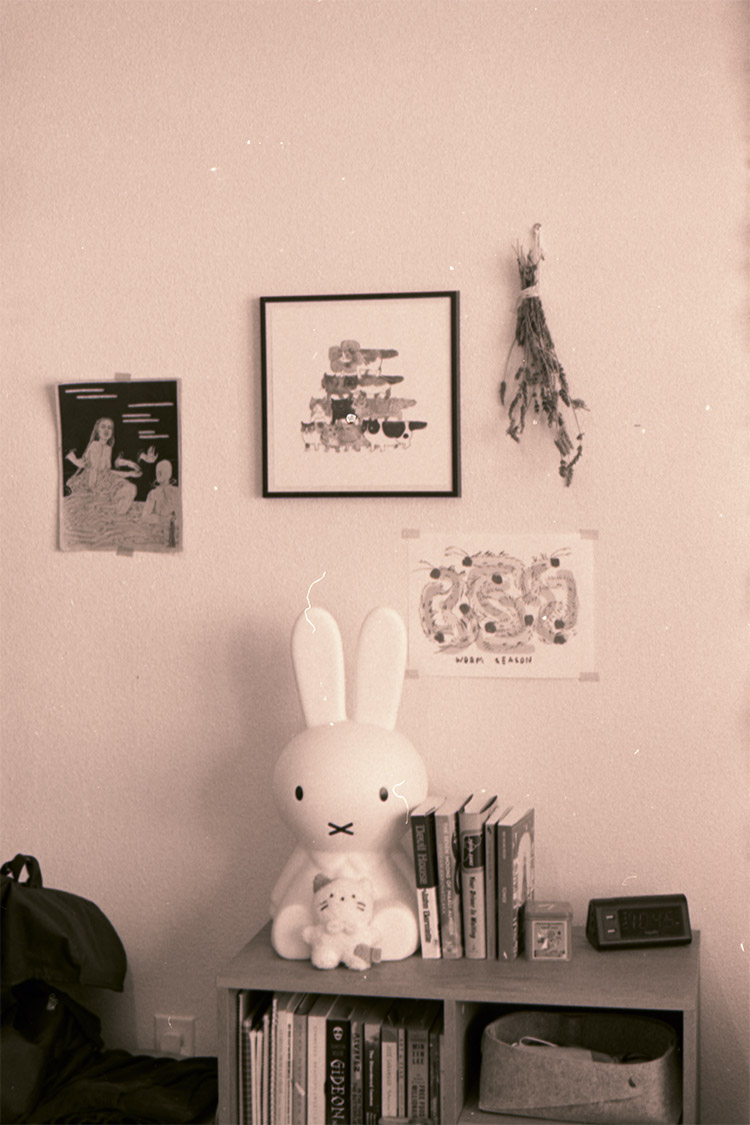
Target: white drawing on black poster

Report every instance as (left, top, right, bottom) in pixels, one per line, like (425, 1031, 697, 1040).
(301, 340, 428, 454)
(57, 380, 181, 553)
(408, 534, 595, 678)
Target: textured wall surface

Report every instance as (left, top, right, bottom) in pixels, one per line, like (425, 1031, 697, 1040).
(2, 2, 747, 1121)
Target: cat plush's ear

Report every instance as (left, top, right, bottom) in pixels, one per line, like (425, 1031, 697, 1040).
(313, 873, 333, 894)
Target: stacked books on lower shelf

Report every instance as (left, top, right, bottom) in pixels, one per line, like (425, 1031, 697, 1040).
(410, 793, 535, 961)
(236, 989, 443, 1125)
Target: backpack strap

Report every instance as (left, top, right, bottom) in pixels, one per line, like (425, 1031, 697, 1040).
(0, 854, 43, 887)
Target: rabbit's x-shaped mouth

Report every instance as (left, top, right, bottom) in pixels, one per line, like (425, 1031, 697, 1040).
(328, 822, 354, 836)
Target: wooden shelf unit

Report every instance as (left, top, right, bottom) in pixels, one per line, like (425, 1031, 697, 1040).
(216, 923, 699, 1125)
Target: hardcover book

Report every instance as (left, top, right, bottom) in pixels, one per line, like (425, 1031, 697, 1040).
(458, 793, 498, 958)
(428, 1010, 444, 1125)
(347, 1000, 371, 1125)
(325, 997, 354, 1124)
(362, 998, 391, 1125)
(402, 1000, 442, 1124)
(496, 806, 535, 961)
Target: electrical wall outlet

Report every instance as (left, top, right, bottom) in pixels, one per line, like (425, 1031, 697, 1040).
(154, 1014, 195, 1057)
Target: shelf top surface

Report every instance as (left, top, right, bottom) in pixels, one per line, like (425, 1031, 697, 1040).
(217, 922, 699, 1011)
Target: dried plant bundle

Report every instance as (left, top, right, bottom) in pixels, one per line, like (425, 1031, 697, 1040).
(500, 225, 588, 485)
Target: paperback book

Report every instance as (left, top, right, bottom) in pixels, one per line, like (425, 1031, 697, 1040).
(410, 796, 444, 958)
(458, 793, 497, 958)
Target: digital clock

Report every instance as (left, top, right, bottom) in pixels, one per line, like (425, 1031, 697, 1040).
(586, 894, 692, 950)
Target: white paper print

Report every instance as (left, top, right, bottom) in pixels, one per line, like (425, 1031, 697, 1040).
(57, 380, 182, 553)
(408, 533, 595, 678)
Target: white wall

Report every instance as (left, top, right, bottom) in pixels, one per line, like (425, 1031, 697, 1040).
(1, 1, 747, 1121)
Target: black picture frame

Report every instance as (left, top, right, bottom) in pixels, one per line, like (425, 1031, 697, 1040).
(260, 291, 460, 498)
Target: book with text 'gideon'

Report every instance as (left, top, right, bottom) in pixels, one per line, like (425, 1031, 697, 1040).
(325, 997, 354, 1125)
(433, 794, 470, 958)
(459, 792, 498, 958)
(410, 796, 444, 959)
(496, 806, 535, 961)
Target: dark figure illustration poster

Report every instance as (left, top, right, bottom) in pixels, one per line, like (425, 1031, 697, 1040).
(57, 380, 182, 553)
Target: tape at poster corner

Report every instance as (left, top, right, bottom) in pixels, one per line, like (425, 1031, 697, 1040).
(579, 529, 599, 540)
(114, 372, 132, 381)
(579, 671, 600, 682)
(404, 668, 420, 679)
(116, 547, 135, 558)
(402, 528, 421, 539)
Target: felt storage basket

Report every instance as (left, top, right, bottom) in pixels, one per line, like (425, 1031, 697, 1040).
(478, 1010, 681, 1124)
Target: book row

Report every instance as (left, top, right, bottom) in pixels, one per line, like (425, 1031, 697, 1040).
(237, 989, 444, 1125)
(410, 794, 535, 960)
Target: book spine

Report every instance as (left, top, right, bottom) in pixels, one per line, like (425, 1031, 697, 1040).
(460, 815, 488, 958)
(406, 1026, 429, 1123)
(363, 1022, 382, 1125)
(291, 1008, 308, 1125)
(262, 1006, 272, 1125)
(381, 1023, 399, 1119)
(240, 1015, 253, 1125)
(274, 1002, 290, 1125)
(434, 808, 463, 958)
(349, 1012, 364, 1125)
(307, 1015, 327, 1125)
(484, 816, 498, 959)
(325, 1015, 351, 1125)
(428, 1018, 442, 1125)
(411, 810, 442, 958)
(396, 1023, 407, 1119)
(497, 820, 514, 961)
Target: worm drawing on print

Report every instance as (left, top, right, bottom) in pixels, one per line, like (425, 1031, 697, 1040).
(417, 547, 579, 656)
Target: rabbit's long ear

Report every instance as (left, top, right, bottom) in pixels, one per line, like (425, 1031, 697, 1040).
(353, 607, 406, 731)
(291, 608, 346, 727)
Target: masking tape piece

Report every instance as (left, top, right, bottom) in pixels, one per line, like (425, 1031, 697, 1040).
(402, 528, 421, 539)
(579, 529, 599, 540)
(579, 672, 600, 682)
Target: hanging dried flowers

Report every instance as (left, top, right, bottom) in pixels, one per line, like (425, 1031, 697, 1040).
(500, 224, 588, 485)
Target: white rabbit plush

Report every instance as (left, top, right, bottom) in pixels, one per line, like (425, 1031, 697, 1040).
(271, 606, 428, 962)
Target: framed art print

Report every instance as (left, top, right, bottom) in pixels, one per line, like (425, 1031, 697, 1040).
(260, 291, 460, 497)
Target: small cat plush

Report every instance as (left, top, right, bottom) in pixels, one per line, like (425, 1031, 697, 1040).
(301, 873, 382, 971)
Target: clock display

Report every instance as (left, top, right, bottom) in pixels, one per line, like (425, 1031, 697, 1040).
(586, 894, 692, 950)
(619, 906, 685, 938)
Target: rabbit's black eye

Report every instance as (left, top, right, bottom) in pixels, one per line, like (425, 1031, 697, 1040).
(379, 787, 389, 802)
(295, 786, 304, 801)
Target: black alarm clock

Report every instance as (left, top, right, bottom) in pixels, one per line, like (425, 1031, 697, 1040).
(586, 894, 692, 950)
